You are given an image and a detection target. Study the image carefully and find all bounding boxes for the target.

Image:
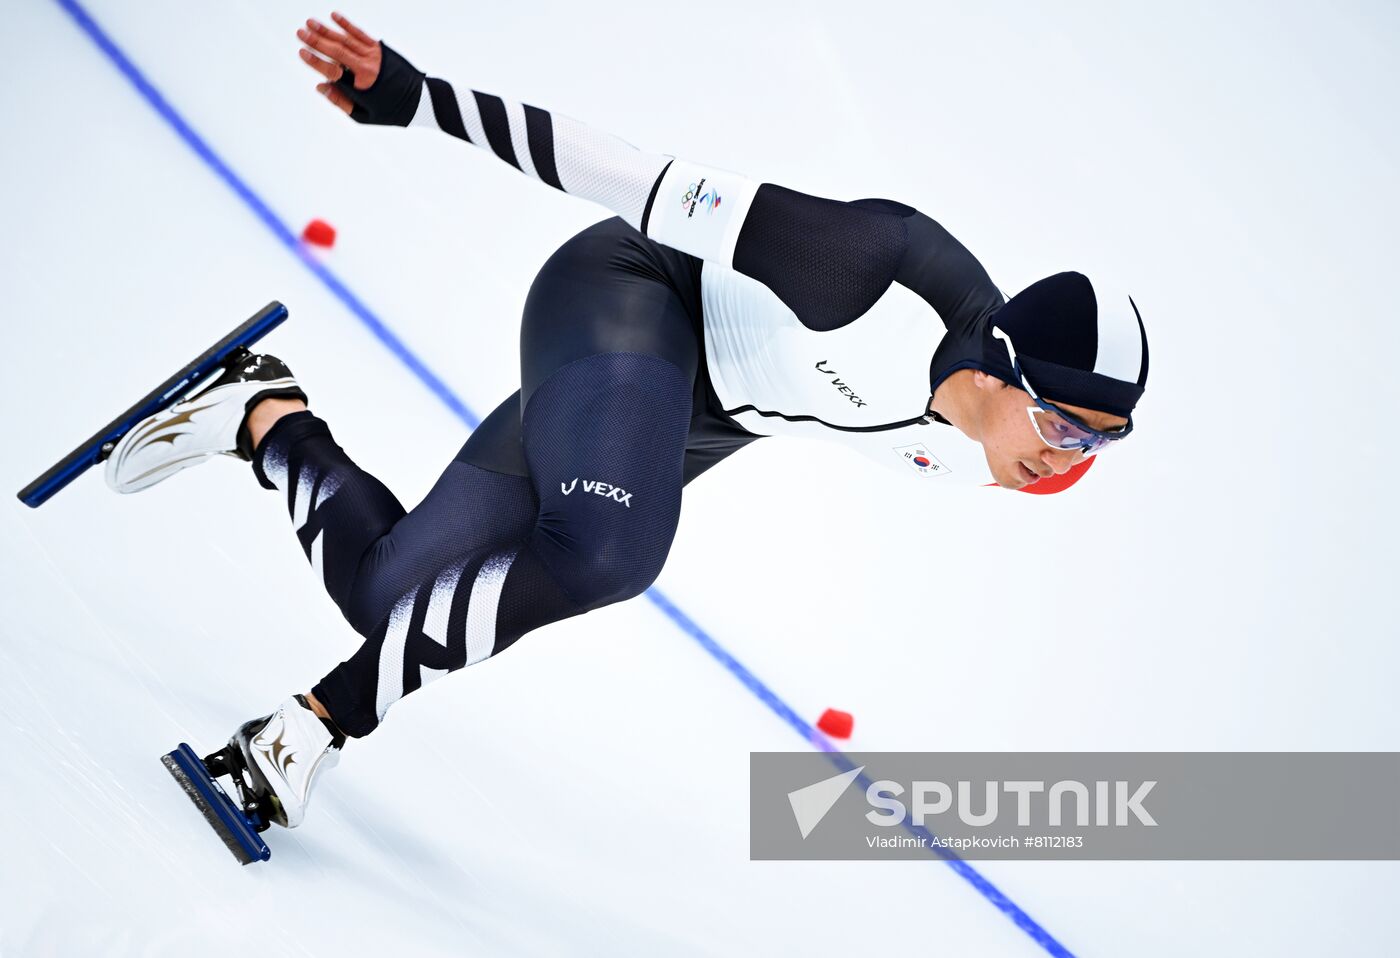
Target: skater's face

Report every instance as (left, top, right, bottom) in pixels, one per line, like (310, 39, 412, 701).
(973, 374, 1128, 489)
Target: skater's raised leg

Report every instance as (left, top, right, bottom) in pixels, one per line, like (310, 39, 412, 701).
(160, 349, 694, 836)
(152, 215, 736, 835)
(244, 214, 715, 766)
(251, 350, 695, 741)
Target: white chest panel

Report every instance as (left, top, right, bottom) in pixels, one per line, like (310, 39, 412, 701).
(700, 262, 995, 485)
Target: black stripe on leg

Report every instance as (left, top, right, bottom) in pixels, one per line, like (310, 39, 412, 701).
(472, 92, 522, 171)
(523, 105, 563, 191)
(426, 78, 470, 143)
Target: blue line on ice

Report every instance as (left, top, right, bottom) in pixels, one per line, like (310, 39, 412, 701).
(53, 2, 1074, 954)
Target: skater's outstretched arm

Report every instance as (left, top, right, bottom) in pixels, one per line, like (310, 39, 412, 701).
(297, 13, 746, 262)
(296, 13, 1002, 334)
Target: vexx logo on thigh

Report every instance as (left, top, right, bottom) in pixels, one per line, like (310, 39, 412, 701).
(561, 477, 633, 508)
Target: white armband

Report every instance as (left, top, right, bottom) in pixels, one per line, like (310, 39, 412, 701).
(644, 158, 760, 267)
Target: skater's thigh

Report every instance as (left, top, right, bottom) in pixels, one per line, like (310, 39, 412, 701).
(360, 220, 701, 614)
(519, 350, 694, 607)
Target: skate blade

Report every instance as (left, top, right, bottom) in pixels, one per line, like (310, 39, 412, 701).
(161, 744, 271, 865)
(16, 301, 289, 508)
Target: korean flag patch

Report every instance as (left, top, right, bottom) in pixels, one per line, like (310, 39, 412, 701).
(893, 443, 950, 477)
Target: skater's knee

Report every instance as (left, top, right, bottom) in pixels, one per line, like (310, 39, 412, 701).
(546, 531, 670, 610)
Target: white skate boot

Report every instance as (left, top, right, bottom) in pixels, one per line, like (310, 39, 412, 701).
(232, 694, 345, 829)
(104, 347, 306, 494)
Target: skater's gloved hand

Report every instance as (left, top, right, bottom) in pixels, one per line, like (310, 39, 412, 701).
(296, 13, 425, 126)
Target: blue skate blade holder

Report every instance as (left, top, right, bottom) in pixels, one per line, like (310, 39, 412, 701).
(161, 743, 272, 865)
(16, 301, 289, 508)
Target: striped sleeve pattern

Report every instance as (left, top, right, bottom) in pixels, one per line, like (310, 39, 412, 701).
(407, 77, 674, 233)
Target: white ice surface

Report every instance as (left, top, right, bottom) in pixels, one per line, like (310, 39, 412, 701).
(2, 1, 1398, 955)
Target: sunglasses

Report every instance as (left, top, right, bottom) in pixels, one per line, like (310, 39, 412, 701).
(991, 327, 1133, 455)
